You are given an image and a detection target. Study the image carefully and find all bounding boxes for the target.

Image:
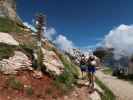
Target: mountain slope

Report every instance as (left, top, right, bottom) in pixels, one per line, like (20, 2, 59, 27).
(0, 17, 80, 100)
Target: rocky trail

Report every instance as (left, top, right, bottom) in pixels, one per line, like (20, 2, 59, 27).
(59, 70, 102, 100)
(96, 69, 133, 100)
(60, 79, 101, 100)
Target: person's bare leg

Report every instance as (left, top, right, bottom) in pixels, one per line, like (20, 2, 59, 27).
(91, 73, 94, 89)
(90, 73, 93, 89)
(89, 73, 94, 93)
(82, 71, 83, 79)
(85, 72, 87, 79)
(83, 72, 86, 79)
(88, 72, 91, 86)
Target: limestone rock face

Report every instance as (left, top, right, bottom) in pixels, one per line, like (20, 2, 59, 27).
(0, 51, 32, 74)
(42, 48, 64, 76)
(0, 32, 19, 45)
(0, 0, 20, 22)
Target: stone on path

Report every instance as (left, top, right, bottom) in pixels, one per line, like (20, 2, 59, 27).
(76, 79, 102, 100)
(89, 91, 101, 100)
(94, 83, 104, 94)
(33, 70, 43, 79)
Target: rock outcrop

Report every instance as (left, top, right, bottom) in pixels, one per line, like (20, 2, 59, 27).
(0, 0, 21, 22)
(0, 51, 32, 74)
(42, 48, 64, 76)
(0, 32, 19, 45)
(0, 32, 64, 76)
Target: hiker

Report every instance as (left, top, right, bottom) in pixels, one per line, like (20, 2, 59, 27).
(80, 54, 87, 79)
(87, 55, 97, 89)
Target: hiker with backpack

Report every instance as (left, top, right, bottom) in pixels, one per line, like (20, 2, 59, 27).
(80, 54, 87, 79)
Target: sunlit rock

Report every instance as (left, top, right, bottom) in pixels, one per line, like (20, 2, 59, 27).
(0, 32, 19, 45)
(42, 48, 64, 76)
(0, 51, 32, 74)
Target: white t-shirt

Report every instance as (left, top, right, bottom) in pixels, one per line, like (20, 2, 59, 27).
(91, 60, 97, 66)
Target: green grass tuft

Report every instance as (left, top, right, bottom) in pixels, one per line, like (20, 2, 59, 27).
(95, 77, 116, 100)
(52, 47, 79, 93)
(7, 76, 23, 90)
(0, 17, 23, 33)
(0, 43, 16, 60)
(102, 68, 113, 75)
(25, 85, 34, 96)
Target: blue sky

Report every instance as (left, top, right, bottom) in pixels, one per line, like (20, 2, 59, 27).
(17, 0, 133, 49)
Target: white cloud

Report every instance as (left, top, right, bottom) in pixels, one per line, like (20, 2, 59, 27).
(43, 27, 56, 41)
(54, 35, 74, 53)
(23, 22, 37, 32)
(103, 24, 133, 59)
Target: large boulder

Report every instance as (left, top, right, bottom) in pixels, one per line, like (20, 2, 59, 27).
(0, 51, 32, 74)
(0, 32, 19, 45)
(42, 48, 64, 76)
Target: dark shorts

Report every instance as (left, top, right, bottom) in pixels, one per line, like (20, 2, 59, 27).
(80, 65, 87, 72)
(88, 66, 96, 73)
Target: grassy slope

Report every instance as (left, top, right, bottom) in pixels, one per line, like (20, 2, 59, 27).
(102, 68, 113, 75)
(95, 77, 116, 100)
(0, 17, 80, 95)
(0, 17, 37, 59)
(0, 17, 23, 33)
(0, 43, 16, 60)
(52, 47, 79, 93)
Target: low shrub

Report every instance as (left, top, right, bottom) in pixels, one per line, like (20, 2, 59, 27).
(55, 69, 75, 88)
(25, 85, 34, 96)
(7, 76, 23, 90)
(53, 48, 79, 93)
(45, 87, 53, 95)
(0, 17, 22, 33)
(52, 47, 79, 78)
(102, 68, 113, 75)
(95, 77, 116, 100)
(0, 43, 16, 60)
(19, 44, 34, 59)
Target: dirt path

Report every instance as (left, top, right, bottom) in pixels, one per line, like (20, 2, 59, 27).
(96, 70, 133, 100)
(61, 68, 101, 100)
(60, 68, 101, 100)
(60, 86, 91, 100)
(59, 79, 101, 100)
